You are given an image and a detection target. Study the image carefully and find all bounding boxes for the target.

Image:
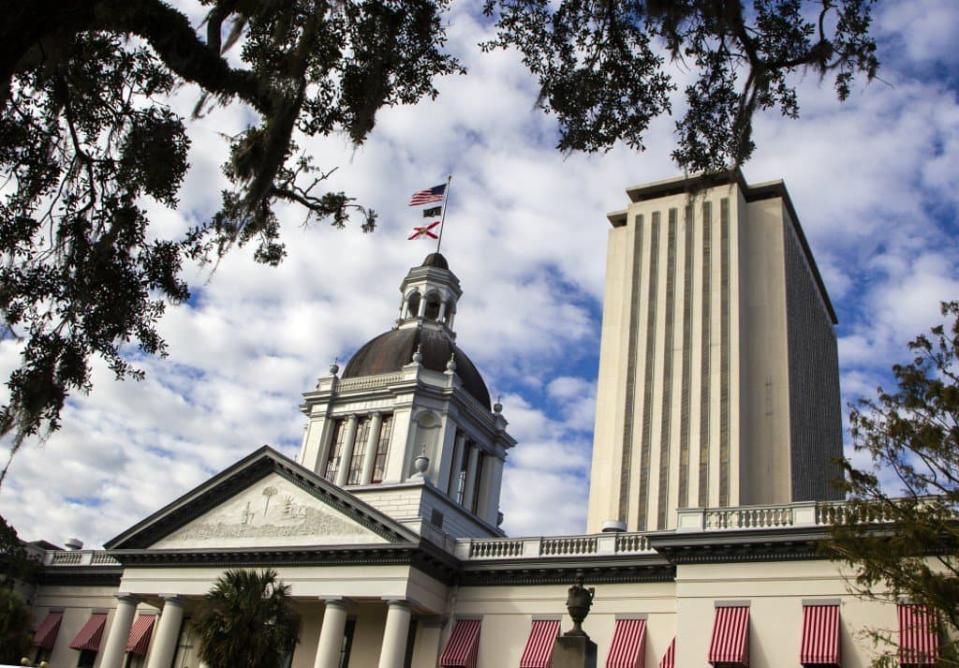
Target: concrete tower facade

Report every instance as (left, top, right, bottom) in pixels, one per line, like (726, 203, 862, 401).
(587, 172, 843, 533)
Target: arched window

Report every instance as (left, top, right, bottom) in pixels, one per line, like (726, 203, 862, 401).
(424, 293, 442, 320)
(406, 292, 421, 319)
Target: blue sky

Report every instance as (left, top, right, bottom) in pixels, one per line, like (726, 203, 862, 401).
(1, 0, 958, 547)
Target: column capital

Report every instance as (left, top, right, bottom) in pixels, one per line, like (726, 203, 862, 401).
(320, 596, 351, 608)
(160, 594, 186, 605)
(115, 592, 139, 603)
(382, 597, 411, 610)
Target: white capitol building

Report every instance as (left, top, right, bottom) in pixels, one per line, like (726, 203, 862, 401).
(18, 172, 937, 668)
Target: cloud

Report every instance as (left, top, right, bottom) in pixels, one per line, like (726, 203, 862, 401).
(1, 0, 958, 545)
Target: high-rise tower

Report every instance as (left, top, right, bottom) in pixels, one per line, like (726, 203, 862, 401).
(587, 172, 843, 533)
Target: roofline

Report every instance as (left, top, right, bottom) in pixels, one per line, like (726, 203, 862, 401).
(609, 170, 837, 324)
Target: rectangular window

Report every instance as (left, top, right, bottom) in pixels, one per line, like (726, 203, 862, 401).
(371, 415, 393, 483)
(340, 619, 356, 668)
(324, 419, 348, 482)
(77, 650, 97, 668)
(456, 444, 471, 504)
(347, 417, 372, 485)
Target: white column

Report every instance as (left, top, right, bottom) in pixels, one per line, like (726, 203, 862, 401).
(437, 301, 447, 322)
(378, 600, 412, 668)
(446, 432, 466, 497)
(462, 444, 480, 510)
(417, 291, 427, 317)
(146, 596, 184, 668)
(312, 416, 338, 475)
(335, 415, 359, 487)
(482, 456, 505, 524)
(100, 593, 139, 668)
(314, 598, 349, 668)
(361, 412, 383, 485)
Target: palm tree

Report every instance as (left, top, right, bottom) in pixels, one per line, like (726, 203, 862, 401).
(194, 569, 298, 668)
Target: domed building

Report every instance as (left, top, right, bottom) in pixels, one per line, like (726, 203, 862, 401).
(18, 174, 935, 668)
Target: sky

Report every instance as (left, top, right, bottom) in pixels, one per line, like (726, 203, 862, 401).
(1, 1, 958, 548)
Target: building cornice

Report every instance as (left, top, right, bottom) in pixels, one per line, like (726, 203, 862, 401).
(459, 555, 675, 586)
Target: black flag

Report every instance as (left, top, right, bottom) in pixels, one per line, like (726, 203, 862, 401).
(423, 205, 442, 218)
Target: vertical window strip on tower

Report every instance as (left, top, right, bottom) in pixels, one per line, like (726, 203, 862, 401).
(657, 208, 677, 529)
(679, 204, 694, 508)
(638, 213, 660, 531)
(371, 415, 393, 483)
(719, 198, 731, 507)
(618, 215, 644, 524)
(347, 417, 371, 484)
(325, 419, 347, 481)
(698, 201, 712, 508)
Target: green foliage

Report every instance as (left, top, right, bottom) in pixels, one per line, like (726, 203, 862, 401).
(194, 568, 298, 668)
(0, 1, 460, 479)
(0, 514, 39, 587)
(0, 587, 33, 664)
(827, 301, 959, 667)
(0, 1, 879, 480)
(483, 0, 878, 167)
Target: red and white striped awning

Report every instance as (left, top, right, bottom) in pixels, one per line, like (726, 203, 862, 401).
(126, 614, 157, 656)
(659, 637, 676, 668)
(69, 612, 107, 652)
(708, 606, 749, 665)
(440, 619, 482, 668)
(520, 619, 561, 668)
(33, 611, 63, 650)
(898, 604, 939, 665)
(800, 605, 840, 665)
(606, 618, 647, 668)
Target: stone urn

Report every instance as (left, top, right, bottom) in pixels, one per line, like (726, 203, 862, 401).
(412, 454, 430, 479)
(564, 575, 595, 637)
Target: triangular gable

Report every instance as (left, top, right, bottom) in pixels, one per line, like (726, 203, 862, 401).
(105, 446, 418, 550)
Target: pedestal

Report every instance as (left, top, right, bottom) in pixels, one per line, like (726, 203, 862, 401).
(551, 634, 597, 668)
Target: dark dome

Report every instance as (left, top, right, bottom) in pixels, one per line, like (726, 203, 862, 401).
(421, 253, 449, 270)
(343, 326, 490, 409)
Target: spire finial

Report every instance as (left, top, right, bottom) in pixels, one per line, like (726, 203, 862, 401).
(493, 395, 503, 414)
(446, 352, 457, 372)
(412, 344, 423, 364)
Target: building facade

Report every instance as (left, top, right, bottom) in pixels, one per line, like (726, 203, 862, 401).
(17, 179, 935, 668)
(588, 172, 844, 533)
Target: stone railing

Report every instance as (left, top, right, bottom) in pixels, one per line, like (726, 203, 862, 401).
(457, 532, 654, 561)
(44, 550, 120, 567)
(676, 499, 899, 532)
(336, 372, 406, 392)
(704, 504, 796, 529)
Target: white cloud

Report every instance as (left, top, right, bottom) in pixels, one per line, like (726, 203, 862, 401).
(1, 0, 958, 544)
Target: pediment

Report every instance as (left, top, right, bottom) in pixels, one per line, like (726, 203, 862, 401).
(150, 472, 386, 549)
(105, 446, 417, 551)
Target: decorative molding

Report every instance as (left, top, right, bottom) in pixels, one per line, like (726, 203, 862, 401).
(458, 560, 675, 586)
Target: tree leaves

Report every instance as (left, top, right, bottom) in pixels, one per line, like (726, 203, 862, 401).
(826, 301, 959, 667)
(483, 0, 878, 170)
(194, 568, 298, 668)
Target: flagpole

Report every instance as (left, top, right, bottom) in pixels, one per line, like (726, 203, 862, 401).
(435, 174, 452, 254)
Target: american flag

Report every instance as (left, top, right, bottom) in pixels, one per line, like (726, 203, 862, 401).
(408, 183, 446, 206)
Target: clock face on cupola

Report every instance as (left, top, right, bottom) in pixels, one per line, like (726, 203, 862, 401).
(296, 253, 515, 539)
